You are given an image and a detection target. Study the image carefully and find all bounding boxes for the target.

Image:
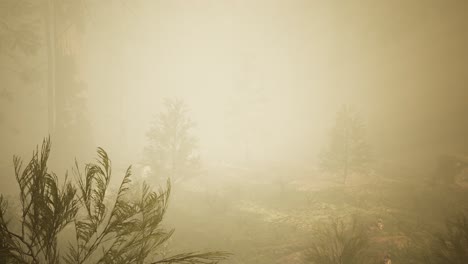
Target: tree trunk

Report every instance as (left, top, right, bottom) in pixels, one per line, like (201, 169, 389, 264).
(44, 0, 56, 135)
(343, 162, 348, 185)
(343, 121, 350, 185)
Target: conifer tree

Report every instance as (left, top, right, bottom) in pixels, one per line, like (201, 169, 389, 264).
(319, 105, 371, 183)
(144, 99, 200, 183)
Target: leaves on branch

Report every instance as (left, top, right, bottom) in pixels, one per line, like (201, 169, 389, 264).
(0, 137, 229, 264)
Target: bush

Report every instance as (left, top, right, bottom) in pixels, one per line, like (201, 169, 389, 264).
(305, 217, 371, 264)
(393, 213, 468, 264)
(0, 138, 229, 264)
(428, 213, 468, 264)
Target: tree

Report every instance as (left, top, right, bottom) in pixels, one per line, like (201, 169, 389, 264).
(0, 0, 41, 58)
(144, 99, 200, 183)
(0, 0, 92, 158)
(319, 105, 371, 184)
(0, 138, 229, 264)
(0, 0, 74, 134)
(0, 0, 42, 125)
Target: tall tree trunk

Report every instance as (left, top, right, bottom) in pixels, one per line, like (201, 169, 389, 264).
(343, 122, 350, 184)
(44, 0, 56, 135)
(343, 160, 348, 184)
(115, 3, 128, 159)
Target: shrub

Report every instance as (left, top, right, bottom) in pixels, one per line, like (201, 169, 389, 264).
(0, 138, 229, 264)
(305, 217, 371, 264)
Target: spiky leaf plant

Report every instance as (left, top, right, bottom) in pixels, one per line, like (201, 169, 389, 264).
(305, 217, 371, 264)
(392, 213, 468, 264)
(0, 138, 229, 264)
(0, 137, 78, 264)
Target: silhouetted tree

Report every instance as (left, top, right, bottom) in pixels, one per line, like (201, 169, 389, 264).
(0, 0, 42, 106)
(0, 138, 229, 264)
(0, 232, 14, 263)
(0, 0, 41, 57)
(319, 105, 371, 183)
(42, 0, 87, 134)
(144, 99, 200, 183)
(53, 54, 94, 166)
(0, 0, 91, 147)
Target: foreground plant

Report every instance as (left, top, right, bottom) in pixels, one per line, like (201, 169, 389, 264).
(0, 138, 229, 264)
(305, 217, 370, 264)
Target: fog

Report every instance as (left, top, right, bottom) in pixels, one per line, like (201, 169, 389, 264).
(1, 1, 468, 264)
(81, 0, 468, 165)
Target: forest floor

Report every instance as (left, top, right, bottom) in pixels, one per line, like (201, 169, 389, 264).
(1, 158, 467, 264)
(164, 163, 468, 264)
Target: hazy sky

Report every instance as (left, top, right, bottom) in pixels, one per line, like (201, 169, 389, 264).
(77, 0, 468, 166)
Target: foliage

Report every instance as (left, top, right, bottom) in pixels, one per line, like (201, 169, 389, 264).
(54, 53, 94, 166)
(305, 217, 371, 264)
(433, 154, 468, 185)
(392, 213, 468, 264)
(0, 138, 78, 264)
(319, 105, 371, 183)
(0, 138, 229, 264)
(0, 0, 41, 57)
(428, 213, 468, 264)
(0, 0, 92, 159)
(144, 99, 200, 183)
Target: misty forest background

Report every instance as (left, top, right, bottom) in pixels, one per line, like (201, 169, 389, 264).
(1, 1, 468, 264)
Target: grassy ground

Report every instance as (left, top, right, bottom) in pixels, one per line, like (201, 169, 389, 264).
(163, 163, 468, 264)
(2, 159, 466, 263)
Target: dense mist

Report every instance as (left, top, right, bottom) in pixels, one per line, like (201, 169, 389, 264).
(1, 1, 468, 264)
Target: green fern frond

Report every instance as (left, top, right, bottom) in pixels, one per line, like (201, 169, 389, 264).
(151, 251, 232, 264)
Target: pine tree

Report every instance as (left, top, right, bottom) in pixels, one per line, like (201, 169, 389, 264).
(144, 99, 200, 183)
(319, 105, 371, 184)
